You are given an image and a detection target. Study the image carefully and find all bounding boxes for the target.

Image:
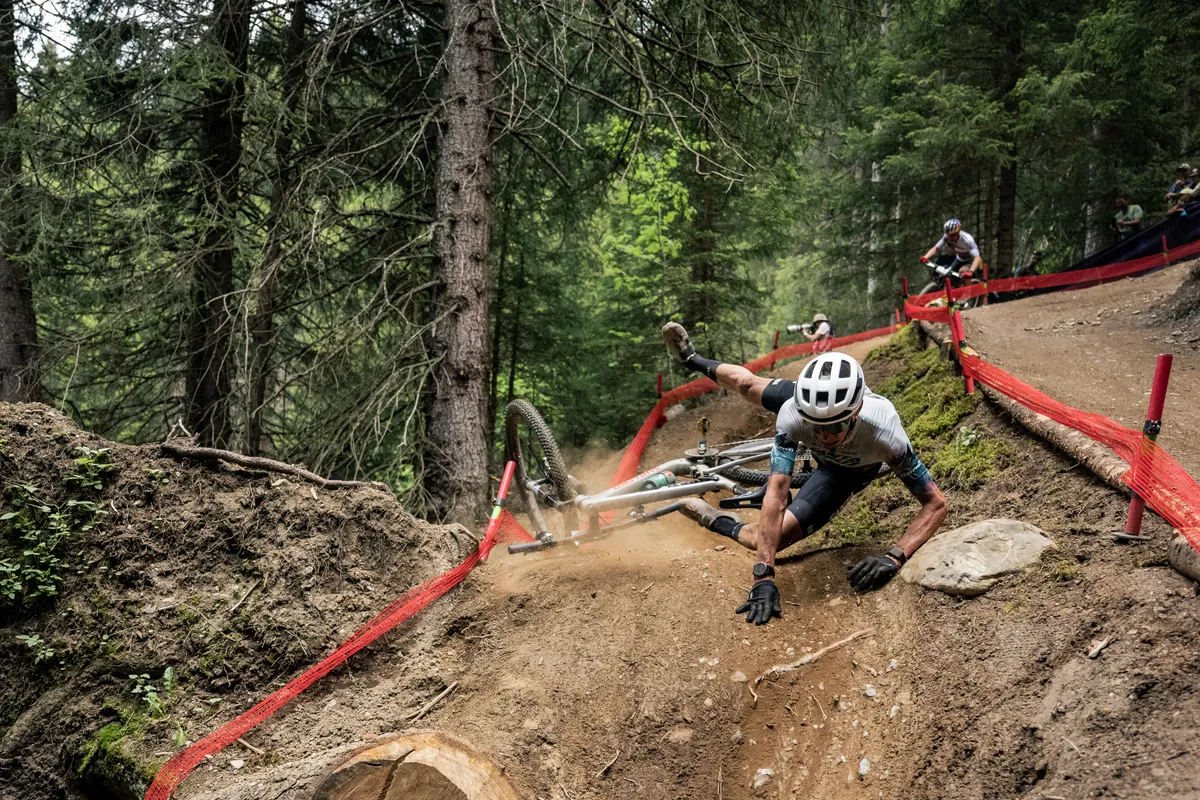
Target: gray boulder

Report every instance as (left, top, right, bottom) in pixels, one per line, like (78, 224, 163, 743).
(900, 519, 1055, 596)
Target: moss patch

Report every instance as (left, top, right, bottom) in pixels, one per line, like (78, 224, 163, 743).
(864, 323, 924, 364)
(931, 427, 1016, 490)
(874, 346, 977, 450)
(76, 702, 161, 794)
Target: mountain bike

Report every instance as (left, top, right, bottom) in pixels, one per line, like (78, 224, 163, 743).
(503, 399, 813, 554)
(919, 258, 983, 309)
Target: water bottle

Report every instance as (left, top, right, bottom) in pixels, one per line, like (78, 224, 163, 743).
(640, 471, 677, 491)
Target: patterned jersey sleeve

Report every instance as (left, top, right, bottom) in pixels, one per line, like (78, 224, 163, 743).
(770, 431, 799, 477)
(891, 445, 935, 497)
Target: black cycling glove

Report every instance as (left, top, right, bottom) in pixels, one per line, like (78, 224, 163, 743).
(736, 580, 782, 625)
(847, 547, 905, 592)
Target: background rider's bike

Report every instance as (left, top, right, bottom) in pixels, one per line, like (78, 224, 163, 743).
(503, 400, 813, 554)
(919, 258, 982, 310)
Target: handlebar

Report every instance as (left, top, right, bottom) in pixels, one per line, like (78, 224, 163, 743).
(508, 539, 549, 554)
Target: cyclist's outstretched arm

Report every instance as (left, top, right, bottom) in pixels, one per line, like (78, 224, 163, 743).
(709, 362, 773, 406)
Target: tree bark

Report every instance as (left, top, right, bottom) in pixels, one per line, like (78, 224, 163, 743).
(422, 0, 496, 525)
(248, 0, 306, 455)
(186, 0, 251, 447)
(486, 190, 512, 461)
(0, 0, 38, 403)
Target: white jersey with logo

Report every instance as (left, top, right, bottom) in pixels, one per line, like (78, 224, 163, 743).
(933, 230, 981, 260)
(776, 392, 911, 471)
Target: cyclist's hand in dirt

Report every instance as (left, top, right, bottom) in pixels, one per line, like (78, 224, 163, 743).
(846, 553, 901, 592)
(736, 580, 782, 625)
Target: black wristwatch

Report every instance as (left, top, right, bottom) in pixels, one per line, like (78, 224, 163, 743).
(752, 562, 776, 580)
(885, 546, 908, 566)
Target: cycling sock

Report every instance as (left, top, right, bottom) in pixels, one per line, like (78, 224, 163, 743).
(710, 517, 745, 542)
(684, 354, 722, 381)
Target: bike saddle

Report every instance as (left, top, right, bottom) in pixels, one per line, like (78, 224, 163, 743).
(718, 485, 793, 510)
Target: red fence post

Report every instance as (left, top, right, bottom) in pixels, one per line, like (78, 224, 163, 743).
(981, 262, 989, 306)
(944, 277, 955, 310)
(951, 309, 975, 395)
(1163, 235, 1170, 266)
(656, 373, 662, 398)
(894, 308, 901, 326)
(1123, 354, 1174, 540)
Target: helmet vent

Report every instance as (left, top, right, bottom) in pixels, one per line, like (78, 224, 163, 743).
(819, 361, 832, 380)
(803, 361, 817, 379)
(835, 388, 847, 403)
(801, 388, 810, 403)
(816, 391, 828, 407)
(838, 360, 851, 379)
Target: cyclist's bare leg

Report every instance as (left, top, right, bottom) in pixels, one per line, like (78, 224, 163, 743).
(729, 510, 807, 551)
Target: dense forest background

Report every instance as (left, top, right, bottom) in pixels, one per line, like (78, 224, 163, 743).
(0, 0, 1197, 522)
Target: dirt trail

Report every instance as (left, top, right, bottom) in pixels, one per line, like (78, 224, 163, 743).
(964, 262, 1200, 473)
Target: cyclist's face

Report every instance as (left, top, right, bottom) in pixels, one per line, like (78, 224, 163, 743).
(813, 418, 853, 447)
(946, 231, 959, 241)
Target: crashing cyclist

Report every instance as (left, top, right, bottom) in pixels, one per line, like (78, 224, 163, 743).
(922, 218, 982, 278)
(661, 322, 948, 625)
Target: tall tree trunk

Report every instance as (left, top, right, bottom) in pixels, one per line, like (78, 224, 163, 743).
(248, 0, 306, 456)
(486, 191, 512, 461)
(995, 17, 1022, 277)
(0, 0, 38, 403)
(186, 0, 250, 447)
(682, 180, 717, 333)
(984, 168, 996, 271)
(422, 0, 496, 524)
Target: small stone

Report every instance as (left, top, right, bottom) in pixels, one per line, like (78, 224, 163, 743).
(668, 727, 694, 743)
(230, 759, 245, 770)
(715, 545, 727, 551)
(752, 768, 775, 790)
(732, 671, 749, 683)
(887, 659, 898, 672)
(521, 718, 540, 730)
(322, 699, 337, 712)
(859, 758, 871, 778)
(704, 698, 714, 708)
(731, 729, 744, 744)
(838, 701, 850, 712)
(888, 706, 900, 719)
(864, 685, 877, 697)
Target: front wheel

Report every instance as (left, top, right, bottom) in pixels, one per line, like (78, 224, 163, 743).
(504, 400, 577, 506)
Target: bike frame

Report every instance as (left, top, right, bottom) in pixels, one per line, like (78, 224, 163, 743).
(509, 438, 777, 554)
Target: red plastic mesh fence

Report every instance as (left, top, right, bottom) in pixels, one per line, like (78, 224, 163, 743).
(144, 471, 531, 800)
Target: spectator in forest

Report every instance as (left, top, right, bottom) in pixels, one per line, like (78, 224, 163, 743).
(1168, 169, 1199, 217)
(1012, 250, 1043, 280)
(1112, 195, 1143, 241)
(1166, 164, 1193, 206)
(661, 323, 948, 625)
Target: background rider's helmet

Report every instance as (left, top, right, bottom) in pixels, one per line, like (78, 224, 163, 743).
(793, 352, 865, 424)
(944, 218, 962, 236)
(812, 313, 828, 323)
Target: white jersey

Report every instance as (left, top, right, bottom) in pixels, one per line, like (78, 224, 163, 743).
(933, 231, 980, 260)
(776, 392, 911, 471)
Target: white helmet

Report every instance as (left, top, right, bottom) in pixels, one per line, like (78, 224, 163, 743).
(794, 352, 865, 424)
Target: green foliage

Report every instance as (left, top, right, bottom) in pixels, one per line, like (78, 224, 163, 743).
(0, 482, 106, 607)
(63, 447, 116, 492)
(15, 633, 56, 665)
